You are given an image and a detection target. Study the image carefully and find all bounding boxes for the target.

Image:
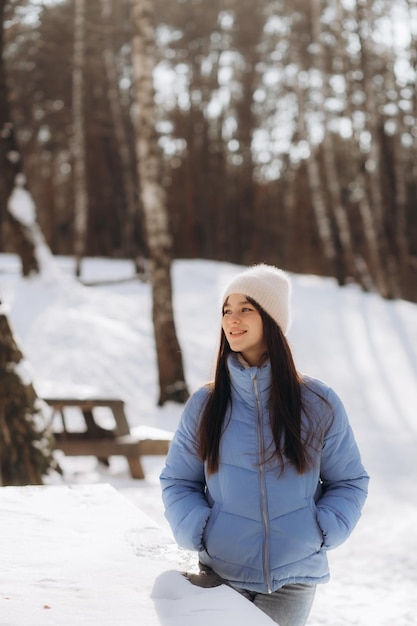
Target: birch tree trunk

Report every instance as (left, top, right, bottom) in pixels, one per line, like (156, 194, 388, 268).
(293, 71, 337, 275)
(285, 5, 338, 277)
(310, 0, 359, 286)
(130, 0, 189, 406)
(332, 0, 385, 293)
(72, 0, 88, 278)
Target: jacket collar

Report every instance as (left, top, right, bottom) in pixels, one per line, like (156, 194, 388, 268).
(227, 353, 271, 408)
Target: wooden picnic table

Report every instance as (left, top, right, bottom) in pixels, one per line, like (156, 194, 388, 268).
(43, 396, 171, 479)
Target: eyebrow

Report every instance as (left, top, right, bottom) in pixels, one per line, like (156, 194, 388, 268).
(224, 299, 251, 306)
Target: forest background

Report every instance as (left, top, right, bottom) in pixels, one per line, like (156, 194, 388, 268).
(2, 0, 417, 304)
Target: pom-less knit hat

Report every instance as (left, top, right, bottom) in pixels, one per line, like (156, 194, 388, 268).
(222, 264, 291, 334)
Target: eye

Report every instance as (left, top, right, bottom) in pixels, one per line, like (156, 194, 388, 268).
(223, 309, 232, 316)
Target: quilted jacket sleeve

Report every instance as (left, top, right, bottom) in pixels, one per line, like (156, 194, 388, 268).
(316, 386, 370, 550)
(160, 388, 212, 551)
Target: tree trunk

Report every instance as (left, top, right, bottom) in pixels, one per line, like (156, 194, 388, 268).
(231, 0, 263, 264)
(356, 0, 398, 297)
(102, 0, 140, 266)
(407, 0, 417, 185)
(294, 78, 337, 275)
(287, 6, 338, 277)
(0, 0, 38, 276)
(130, 0, 189, 406)
(72, 0, 88, 278)
(309, 0, 359, 286)
(384, 1, 409, 272)
(332, 0, 385, 292)
(0, 304, 56, 486)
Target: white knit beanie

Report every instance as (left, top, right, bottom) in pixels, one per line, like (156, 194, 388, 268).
(222, 264, 291, 334)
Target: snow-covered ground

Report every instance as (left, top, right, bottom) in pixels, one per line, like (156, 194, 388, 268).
(1, 252, 416, 625)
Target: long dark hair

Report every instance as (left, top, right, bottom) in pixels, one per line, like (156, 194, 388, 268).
(198, 297, 318, 475)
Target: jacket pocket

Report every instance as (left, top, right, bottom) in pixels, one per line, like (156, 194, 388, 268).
(202, 504, 218, 557)
(309, 499, 325, 549)
(269, 503, 324, 568)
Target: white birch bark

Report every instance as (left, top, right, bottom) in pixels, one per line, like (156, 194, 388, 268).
(327, 0, 387, 294)
(130, 0, 188, 405)
(310, 0, 358, 284)
(293, 61, 337, 273)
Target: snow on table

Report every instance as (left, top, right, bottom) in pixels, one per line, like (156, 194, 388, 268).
(0, 484, 275, 625)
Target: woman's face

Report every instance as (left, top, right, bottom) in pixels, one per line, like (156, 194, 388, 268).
(222, 293, 267, 367)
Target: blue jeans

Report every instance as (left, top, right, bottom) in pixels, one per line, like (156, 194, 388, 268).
(236, 583, 316, 626)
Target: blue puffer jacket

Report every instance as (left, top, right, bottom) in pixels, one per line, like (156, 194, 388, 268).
(160, 354, 369, 593)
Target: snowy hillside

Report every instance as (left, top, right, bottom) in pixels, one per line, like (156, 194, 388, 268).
(0, 254, 416, 625)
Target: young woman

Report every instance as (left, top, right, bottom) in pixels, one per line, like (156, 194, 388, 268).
(160, 264, 369, 626)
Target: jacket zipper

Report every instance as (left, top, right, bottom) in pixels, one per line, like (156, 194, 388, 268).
(253, 375, 272, 594)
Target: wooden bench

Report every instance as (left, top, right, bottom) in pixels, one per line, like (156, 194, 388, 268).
(43, 397, 172, 479)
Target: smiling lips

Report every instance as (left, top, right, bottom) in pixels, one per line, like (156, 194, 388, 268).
(229, 329, 246, 336)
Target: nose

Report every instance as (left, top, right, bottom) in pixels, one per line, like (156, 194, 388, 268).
(228, 311, 241, 322)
